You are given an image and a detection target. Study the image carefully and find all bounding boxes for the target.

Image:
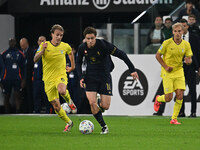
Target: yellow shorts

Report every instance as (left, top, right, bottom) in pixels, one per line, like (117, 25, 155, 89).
(44, 76, 68, 102)
(162, 76, 185, 94)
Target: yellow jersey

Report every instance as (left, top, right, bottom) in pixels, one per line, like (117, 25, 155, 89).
(158, 38, 193, 78)
(37, 41, 72, 82)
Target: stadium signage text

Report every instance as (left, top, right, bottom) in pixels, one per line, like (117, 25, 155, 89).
(8, 0, 175, 13)
(40, 0, 173, 10)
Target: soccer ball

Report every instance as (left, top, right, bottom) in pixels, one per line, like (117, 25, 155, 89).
(79, 120, 94, 134)
(61, 103, 71, 114)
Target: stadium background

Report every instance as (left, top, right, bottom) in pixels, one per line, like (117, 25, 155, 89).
(0, 0, 199, 116)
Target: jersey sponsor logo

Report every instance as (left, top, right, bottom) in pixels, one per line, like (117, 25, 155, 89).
(118, 69, 148, 105)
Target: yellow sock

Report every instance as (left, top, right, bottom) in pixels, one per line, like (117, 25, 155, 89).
(172, 99, 183, 120)
(157, 95, 166, 102)
(55, 107, 71, 124)
(61, 90, 71, 104)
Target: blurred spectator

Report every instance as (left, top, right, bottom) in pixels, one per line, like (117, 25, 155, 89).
(162, 17, 173, 40)
(179, 19, 200, 117)
(1, 39, 25, 113)
(188, 14, 200, 36)
(0, 55, 5, 84)
(193, 0, 200, 12)
(20, 38, 34, 113)
(33, 36, 51, 113)
(66, 44, 80, 112)
(176, 0, 200, 24)
(143, 16, 164, 54)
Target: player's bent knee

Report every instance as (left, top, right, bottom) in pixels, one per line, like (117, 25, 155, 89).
(165, 94, 173, 102)
(101, 104, 110, 110)
(58, 89, 66, 96)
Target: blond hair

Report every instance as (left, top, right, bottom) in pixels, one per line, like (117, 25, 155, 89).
(172, 23, 183, 30)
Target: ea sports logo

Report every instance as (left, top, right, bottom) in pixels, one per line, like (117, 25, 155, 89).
(92, 0, 111, 10)
(118, 69, 148, 105)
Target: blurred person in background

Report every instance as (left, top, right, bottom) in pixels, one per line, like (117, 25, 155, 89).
(178, 19, 200, 118)
(1, 38, 25, 113)
(162, 17, 173, 40)
(66, 44, 80, 113)
(188, 14, 200, 36)
(144, 16, 164, 54)
(20, 38, 34, 113)
(33, 36, 51, 113)
(176, 0, 200, 24)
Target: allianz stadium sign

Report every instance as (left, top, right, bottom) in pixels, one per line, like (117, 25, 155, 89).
(8, 0, 174, 13)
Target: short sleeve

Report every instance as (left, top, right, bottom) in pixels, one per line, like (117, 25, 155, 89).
(185, 42, 193, 57)
(65, 43, 72, 55)
(36, 43, 44, 53)
(158, 41, 167, 55)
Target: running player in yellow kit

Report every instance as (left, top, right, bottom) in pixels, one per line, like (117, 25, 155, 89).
(34, 24, 76, 132)
(154, 23, 193, 124)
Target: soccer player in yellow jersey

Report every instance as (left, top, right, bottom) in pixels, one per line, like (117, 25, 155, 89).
(154, 23, 193, 125)
(34, 24, 76, 132)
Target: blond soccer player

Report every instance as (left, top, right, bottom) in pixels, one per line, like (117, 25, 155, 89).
(34, 24, 77, 132)
(154, 23, 193, 124)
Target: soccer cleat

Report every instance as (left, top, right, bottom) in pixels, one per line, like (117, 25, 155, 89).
(100, 125, 109, 134)
(68, 100, 77, 114)
(170, 119, 181, 125)
(63, 122, 73, 132)
(97, 94, 105, 113)
(154, 95, 161, 112)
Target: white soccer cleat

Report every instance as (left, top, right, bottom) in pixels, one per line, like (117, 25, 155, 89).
(100, 125, 109, 134)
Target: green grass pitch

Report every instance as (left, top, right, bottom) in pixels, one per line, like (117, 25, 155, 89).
(0, 115, 200, 150)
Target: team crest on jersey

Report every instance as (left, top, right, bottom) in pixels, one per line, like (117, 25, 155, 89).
(97, 51, 100, 55)
(61, 78, 65, 82)
(182, 49, 184, 52)
(61, 50, 64, 54)
(160, 45, 163, 50)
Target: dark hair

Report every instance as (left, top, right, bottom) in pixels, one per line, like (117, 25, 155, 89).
(50, 24, 64, 33)
(83, 26, 97, 37)
(179, 18, 189, 25)
(154, 16, 163, 21)
(188, 14, 196, 19)
(186, 0, 194, 4)
(165, 17, 173, 22)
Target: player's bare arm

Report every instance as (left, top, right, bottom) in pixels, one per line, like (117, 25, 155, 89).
(33, 42, 47, 63)
(184, 56, 192, 65)
(66, 51, 75, 73)
(156, 52, 173, 72)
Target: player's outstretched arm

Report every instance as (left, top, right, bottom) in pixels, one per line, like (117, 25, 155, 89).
(156, 52, 173, 72)
(34, 42, 47, 63)
(66, 51, 75, 73)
